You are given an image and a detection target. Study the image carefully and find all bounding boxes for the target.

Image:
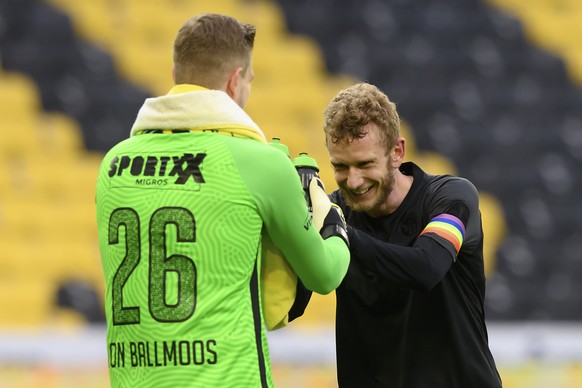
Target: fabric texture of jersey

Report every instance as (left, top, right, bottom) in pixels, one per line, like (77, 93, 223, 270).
(95, 85, 349, 388)
(329, 162, 502, 388)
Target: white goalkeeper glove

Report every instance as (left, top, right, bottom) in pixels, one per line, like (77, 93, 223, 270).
(308, 177, 349, 247)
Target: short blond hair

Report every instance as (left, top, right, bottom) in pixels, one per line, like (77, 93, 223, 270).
(173, 13, 256, 88)
(324, 83, 400, 153)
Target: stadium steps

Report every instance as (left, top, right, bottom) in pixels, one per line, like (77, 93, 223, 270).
(0, 0, 151, 152)
(0, 69, 103, 328)
(31, 0, 346, 327)
(275, 0, 562, 317)
(278, 0, 507, 270)
(26, 0, 502, 326)
(475, 1, 582, 319)
(487, 0, 582, 84)
(47, 0, 504, 324)
(40, 0, 355, 327)
(401, 120, 506, 276)
(43, 0, 361, 182)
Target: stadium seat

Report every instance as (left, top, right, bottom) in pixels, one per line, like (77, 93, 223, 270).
(479, 193, 507, 276)
(0, 55, 104, 328)
(0, 277, 55, 326)
(47, 0, 116, 48)
(35, 112, 85, 159)
(0, 71, 40, 116)
(0, 115, 39, 156)
(253, 35, 328, 85)
(113, 38, 174, 95)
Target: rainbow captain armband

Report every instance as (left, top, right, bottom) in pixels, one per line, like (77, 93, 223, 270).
(419, 213, 465, 255)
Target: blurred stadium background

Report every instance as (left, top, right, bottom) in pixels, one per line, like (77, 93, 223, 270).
(1, 0, 582, 386)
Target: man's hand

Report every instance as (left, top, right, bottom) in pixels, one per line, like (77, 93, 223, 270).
(309, 177, 349, 247)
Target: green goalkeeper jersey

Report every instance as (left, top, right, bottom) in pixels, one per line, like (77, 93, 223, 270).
(96, 88, 349, 388)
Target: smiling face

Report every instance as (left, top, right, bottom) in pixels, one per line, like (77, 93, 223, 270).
(324, 83, 410, 215)
(328, 123, 396, 217)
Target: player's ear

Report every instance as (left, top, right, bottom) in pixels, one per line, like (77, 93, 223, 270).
(226, 67, 243, 100)
(391, 137, 406, 167)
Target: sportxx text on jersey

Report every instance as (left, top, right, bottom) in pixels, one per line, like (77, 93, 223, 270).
(108, 153, 207, 185)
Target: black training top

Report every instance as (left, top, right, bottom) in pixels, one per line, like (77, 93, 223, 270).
(329, 162, 502, 388)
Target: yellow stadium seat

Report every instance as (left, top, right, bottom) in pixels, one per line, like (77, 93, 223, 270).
(412, 152, 458, 176)
(479, 192, 507, 276)
(487, 0, 553, 13)
(253, 35, 327, 85)
(0, 197, 42, 236)
(50, 0, 117, 48)
(170, 0, 244, 20)
(563, 49, 582, 85)
(0, 153, 38, 201)
(321, 73, 359, 98)
(249, 0, 289, 37)
(0, 71, 41, 117)
(0, 72, 42, 158)
(0, 116, 40, 156)
(0, 278, 55, 326)
(488, 0, 582, 85)
(44, 239, 103, 285)
(0, 164, 11, 194)
(35, 112, 84, 158)
(20, 150, 99, 202)
(118, 1, 167, 34)
(113, 39, 174, 95)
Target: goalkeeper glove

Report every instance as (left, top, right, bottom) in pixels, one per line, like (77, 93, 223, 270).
(309, 177, 349, 247)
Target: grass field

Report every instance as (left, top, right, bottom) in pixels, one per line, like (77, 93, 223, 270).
(2, 362, 582, 388)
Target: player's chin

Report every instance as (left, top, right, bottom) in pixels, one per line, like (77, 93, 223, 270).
(343, 192, 375, 213)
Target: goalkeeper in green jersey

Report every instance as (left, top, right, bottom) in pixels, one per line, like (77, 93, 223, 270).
(95, 13, 350, 388)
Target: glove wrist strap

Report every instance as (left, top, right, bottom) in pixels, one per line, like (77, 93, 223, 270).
(321, 224, 350, 248)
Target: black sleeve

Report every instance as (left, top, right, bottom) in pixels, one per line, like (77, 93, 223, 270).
(288, 279, 313, 322)
(348, 226, 454, 292)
